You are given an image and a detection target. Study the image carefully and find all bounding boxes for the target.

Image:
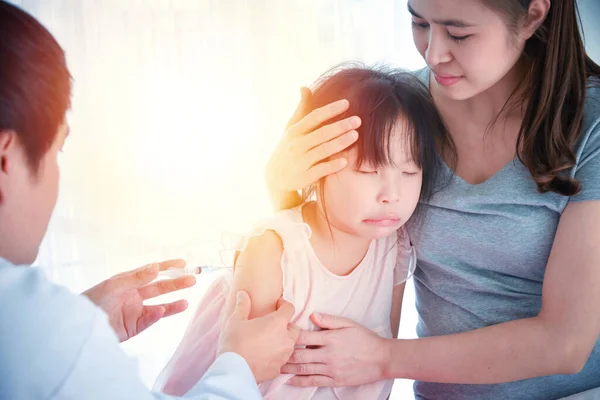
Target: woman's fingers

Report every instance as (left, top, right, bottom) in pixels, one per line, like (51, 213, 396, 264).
(281, 362, 329, 376)
(302, 158, 349, 187)
(287, 348, 327, 364)
(303, 129, 358, 169)
(295, 329, 330, 347)
(286, 375, 335, 387)
(266, 97, 359, 194)
(299, 116, 360, 153)
(310, 312, 357, 330)
(286, 87, 313, 129)
(288, 99, 350, 138)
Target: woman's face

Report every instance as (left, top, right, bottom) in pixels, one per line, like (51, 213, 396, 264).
(409, 0, 527, 101)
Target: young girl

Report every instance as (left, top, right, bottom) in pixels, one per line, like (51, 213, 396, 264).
(265, 2, 600, 400)
(153, 64, 450, 399)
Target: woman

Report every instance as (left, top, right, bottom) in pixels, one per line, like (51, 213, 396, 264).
(266, 0, 600, 399)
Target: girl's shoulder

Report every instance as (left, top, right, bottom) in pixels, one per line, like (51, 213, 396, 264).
(231, 205, 312, 255)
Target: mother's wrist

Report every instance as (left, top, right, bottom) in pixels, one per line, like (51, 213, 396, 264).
(380, 337, 412, 380)
(269, 188, 301, 211)
(379, 337, 395, 380)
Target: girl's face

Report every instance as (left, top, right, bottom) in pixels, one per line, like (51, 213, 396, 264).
(318, 121, 423, 240)
(409, 0, 528, 101)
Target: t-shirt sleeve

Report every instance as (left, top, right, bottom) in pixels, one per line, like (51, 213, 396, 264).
(570, 87, 600, 202)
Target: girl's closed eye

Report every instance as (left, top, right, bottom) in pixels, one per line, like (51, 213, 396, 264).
(356, 167, 378, 175)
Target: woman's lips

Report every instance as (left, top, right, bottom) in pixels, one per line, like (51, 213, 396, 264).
(433, 73, 462, 86)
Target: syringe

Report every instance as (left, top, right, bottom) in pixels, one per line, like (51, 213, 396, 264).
(158, 265, 232, 278)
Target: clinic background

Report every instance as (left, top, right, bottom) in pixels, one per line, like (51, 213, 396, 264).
(9, 0, 600, 398)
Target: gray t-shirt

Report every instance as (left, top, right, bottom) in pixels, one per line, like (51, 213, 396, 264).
(410, 68, 600, 400)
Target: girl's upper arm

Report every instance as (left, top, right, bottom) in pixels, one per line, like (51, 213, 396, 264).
(225, 230, 285, 319)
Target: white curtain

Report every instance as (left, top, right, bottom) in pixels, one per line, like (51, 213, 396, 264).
(11, 0, 424, 397)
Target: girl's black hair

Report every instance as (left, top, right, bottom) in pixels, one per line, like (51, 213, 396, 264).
(303, 63, 452, 218)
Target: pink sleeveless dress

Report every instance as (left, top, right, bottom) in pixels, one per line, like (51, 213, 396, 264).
(154, 205, 416, 399)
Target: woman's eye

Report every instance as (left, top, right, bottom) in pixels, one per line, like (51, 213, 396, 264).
(449, 33, 470, 42)
(411, 20, 429, 29)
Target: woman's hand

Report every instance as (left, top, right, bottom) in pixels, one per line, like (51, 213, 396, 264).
(281, 313, 391, 387)
(83, 259, 195, 342)
(265, 88, 361, 210)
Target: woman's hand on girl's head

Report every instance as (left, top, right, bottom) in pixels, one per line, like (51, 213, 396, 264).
(265, 88, 361, 208)
(281, 312, 390, 387)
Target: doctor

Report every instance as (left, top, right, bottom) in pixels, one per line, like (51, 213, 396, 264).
(0, 1, 298, 399)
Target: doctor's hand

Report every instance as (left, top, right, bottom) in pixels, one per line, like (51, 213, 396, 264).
(83, 259, 196, 342)
(218, 291, 300, 383)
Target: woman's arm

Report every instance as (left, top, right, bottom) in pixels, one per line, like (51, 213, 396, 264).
(268, 190, 303, 214)
(385, 200, 600, 383)
(390, 284, 405, 339)
(283, 201, 600, 386)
